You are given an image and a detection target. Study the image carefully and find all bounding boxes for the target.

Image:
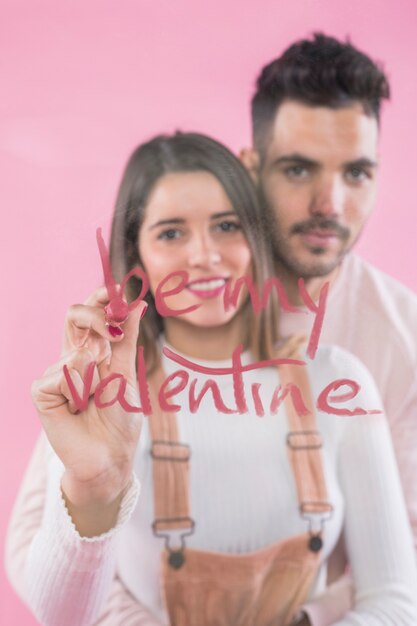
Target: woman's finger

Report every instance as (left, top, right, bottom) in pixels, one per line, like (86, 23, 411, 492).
(62, 285, 128, 355)
(107, 301, 147, 380)
(60, 366, 99, 414)
(83, 285, 116, 307)
(33, 347, 100, 415)
(65, 304, 125, 347)
(42, 344, 111, 379)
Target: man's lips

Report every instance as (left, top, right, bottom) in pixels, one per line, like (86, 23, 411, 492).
(291, 220, 350, 249)
(186, 277, 228, 299)
(299, 229, 341, 248)
(293, 220, 349, 238)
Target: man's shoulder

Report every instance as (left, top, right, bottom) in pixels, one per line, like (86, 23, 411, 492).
(340, 254, 417, 324)
(345, 253, 417, 298)
(326, 254, 417, 374)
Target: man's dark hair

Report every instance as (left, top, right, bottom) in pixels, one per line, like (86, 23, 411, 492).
(252, 33, 390, 154)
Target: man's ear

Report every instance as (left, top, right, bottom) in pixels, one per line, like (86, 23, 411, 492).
(238, 148, 260, 183)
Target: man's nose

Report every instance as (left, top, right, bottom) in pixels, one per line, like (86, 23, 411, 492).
(310, 177, 345, 218)
(188, 234, 221, 267)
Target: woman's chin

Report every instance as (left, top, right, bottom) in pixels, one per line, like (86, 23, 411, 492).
(171, 310, 241, 331)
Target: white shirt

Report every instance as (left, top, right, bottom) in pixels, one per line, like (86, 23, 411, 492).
(8, 341, 417, 626)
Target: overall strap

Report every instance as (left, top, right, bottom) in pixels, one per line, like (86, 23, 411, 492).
(148, 367, 193, 536)
(279, 353, 332, 527)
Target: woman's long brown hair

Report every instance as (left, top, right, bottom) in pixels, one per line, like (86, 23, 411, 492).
(109, 132, 279, 374)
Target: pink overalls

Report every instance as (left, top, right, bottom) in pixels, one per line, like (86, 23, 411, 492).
(148, 357, 332, 626)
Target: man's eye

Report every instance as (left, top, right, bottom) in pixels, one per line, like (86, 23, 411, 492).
(345, 167, 369, 183)
(284, 165, 309, 179)
(157, 228, 182, 240)
(215, 221, 241, 232)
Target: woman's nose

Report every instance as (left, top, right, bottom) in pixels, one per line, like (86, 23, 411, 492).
(188, 236, 221, 267)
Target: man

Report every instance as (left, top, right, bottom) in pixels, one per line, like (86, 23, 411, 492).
(241, 33, 417, 625)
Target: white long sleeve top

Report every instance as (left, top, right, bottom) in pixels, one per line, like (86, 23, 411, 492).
(5, 344, 417, 625)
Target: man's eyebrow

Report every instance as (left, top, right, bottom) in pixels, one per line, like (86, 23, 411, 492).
(269, 154, 320, 168)
(343, 157, 378, 168)
(269, 154, 378, 170)
(148, 211, 236, 230)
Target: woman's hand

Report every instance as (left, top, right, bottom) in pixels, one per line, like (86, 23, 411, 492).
(61, 286, 123, 363)
(31, 287, 147, 511)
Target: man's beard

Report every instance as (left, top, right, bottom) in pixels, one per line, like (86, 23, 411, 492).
(273, 238, 345, 278)
(272, 217, 352, 279)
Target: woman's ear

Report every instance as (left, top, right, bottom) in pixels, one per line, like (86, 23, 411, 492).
(238, 148, 260, 183)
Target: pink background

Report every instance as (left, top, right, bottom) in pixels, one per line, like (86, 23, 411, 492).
(1, 1, 416, 623)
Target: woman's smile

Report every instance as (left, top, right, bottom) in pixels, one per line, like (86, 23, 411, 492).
(185, 276, 229, 299)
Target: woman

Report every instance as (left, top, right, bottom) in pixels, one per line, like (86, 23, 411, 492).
(5, 132, 417, 626)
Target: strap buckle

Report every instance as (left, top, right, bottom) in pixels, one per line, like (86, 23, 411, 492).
(286, 430, 322, 450)
(299, 502, 333, 553)
(150, 440, 191, 462)
(152, 517, 195, 569)
(152, 516, 195, 537)
(300, 501, 334, 534)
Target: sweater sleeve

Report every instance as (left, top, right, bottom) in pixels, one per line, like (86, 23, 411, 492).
(332, 406, 417, 624)
(316, 352, 417, 625)
(91, 573, 164, 625)
(389, 373, 417, 549)
(5, 430, 142, 626)
(296, 349, 417, 626)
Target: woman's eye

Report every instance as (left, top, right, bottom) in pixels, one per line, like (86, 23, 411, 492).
(157, 228, 182, 240)
(215, 221, 241, 233)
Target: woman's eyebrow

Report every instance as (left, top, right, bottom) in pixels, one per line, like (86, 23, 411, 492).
(210, 211, 236, 220)
(148, 211, 237, 230)
(148, 218, 185, 230)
